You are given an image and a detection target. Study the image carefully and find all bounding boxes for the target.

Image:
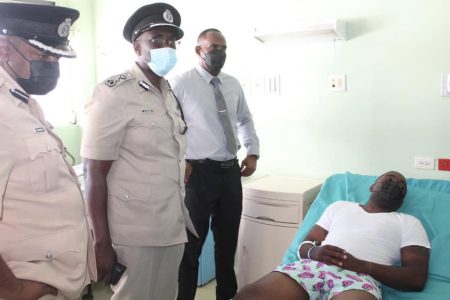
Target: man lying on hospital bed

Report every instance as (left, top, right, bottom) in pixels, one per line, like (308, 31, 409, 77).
(235, 171, 430, 300)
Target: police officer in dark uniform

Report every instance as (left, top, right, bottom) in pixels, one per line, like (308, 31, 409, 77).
(0, 3, 95, 300)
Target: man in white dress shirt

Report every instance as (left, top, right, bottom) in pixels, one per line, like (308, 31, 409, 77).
(170, 28, 260, 300)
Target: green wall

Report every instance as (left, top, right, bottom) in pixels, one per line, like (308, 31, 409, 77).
(54, 0, 95, 165)
(61, 0, 450, 180)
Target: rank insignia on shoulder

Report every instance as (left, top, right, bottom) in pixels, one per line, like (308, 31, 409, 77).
(138, 80, 150, 91)
(9, 88, 29, 103)
(104, 73, 131, 88)
(105, 79, 116, 87)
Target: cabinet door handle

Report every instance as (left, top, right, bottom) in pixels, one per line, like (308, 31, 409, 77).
(255, 216, 276, 222)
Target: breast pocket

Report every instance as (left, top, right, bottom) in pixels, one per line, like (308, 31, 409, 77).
(127, 111, 172, 155)
(224, 94, 238, 116)
(23, 135, 61, 192)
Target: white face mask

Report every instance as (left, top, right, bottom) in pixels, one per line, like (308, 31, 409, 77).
(141, 45, 177, 77)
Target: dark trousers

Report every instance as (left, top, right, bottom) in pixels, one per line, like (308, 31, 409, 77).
(177, 159, 243, 300)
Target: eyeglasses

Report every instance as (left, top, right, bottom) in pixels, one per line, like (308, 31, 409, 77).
(141, 37, 180, 48)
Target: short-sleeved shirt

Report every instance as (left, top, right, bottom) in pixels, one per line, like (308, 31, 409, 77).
(317, 201, 430, 266)
(81, 63, 196, 246)
(0, 67, 95, 299)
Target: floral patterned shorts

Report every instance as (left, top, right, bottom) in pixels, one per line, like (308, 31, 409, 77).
(274, 259, 382, 300)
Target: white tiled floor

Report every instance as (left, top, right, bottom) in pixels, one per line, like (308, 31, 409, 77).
(78, 280, 216, 300)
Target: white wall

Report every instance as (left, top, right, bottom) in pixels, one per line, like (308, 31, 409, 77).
(84, 0, 450, 180)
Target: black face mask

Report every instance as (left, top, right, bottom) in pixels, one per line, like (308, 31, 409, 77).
(16, 61, 60, 95)
(372, 180, 406, 211)
(203, 49, 226, 74)
(7, 40, 60, 95)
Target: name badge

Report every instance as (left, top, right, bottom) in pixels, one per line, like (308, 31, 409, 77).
(139, 80, 150, 91)
(34, 127, 46, 133)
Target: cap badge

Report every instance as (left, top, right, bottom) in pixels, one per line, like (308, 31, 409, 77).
(162, 9, 174, 23)
(57, 18, 72, 38)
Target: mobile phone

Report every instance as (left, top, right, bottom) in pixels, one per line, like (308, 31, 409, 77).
(110, 261, 126, 285)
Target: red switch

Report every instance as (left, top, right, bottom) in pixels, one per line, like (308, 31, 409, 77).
(438, 158, 450, 171)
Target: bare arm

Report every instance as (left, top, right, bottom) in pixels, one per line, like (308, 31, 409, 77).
(340, 245, 429, 291)
(0, 255, 57, 300)
(299, 224, 328, 257)
(83, 158, 115, 283)
(304, 225, 429, 291)
(298, 225, 347, 267)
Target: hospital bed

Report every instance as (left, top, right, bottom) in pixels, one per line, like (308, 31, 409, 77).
(282, 172, 450, 299)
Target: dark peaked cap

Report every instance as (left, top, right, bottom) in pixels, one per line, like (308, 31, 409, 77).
(0, 2, 79, 58)
(123, 2, 183, 43)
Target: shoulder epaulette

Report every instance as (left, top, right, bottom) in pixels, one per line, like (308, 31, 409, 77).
(104, 72, 133, 88)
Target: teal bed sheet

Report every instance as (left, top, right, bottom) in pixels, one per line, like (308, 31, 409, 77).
(281, 172, 450, 300)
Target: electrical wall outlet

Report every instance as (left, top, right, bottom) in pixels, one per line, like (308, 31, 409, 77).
(414, 157, 435, 170)
(329, 75, 346, 92)
(438, 158, 450, 171)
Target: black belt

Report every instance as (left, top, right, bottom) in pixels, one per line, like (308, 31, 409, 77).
(187, 158, 237, 169)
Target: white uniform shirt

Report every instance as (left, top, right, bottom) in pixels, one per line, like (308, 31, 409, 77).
(170, 65, 259, 161)
(317, 201, 430, 266)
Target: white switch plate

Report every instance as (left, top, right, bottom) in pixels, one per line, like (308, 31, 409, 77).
(441, 72, 450, 96)
(329, 75, 346, 92)
(414, 157, 435, 170)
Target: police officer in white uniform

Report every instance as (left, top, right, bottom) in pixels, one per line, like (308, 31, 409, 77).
(81, 3, 196, 300)
(0, 3, 95, 300)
